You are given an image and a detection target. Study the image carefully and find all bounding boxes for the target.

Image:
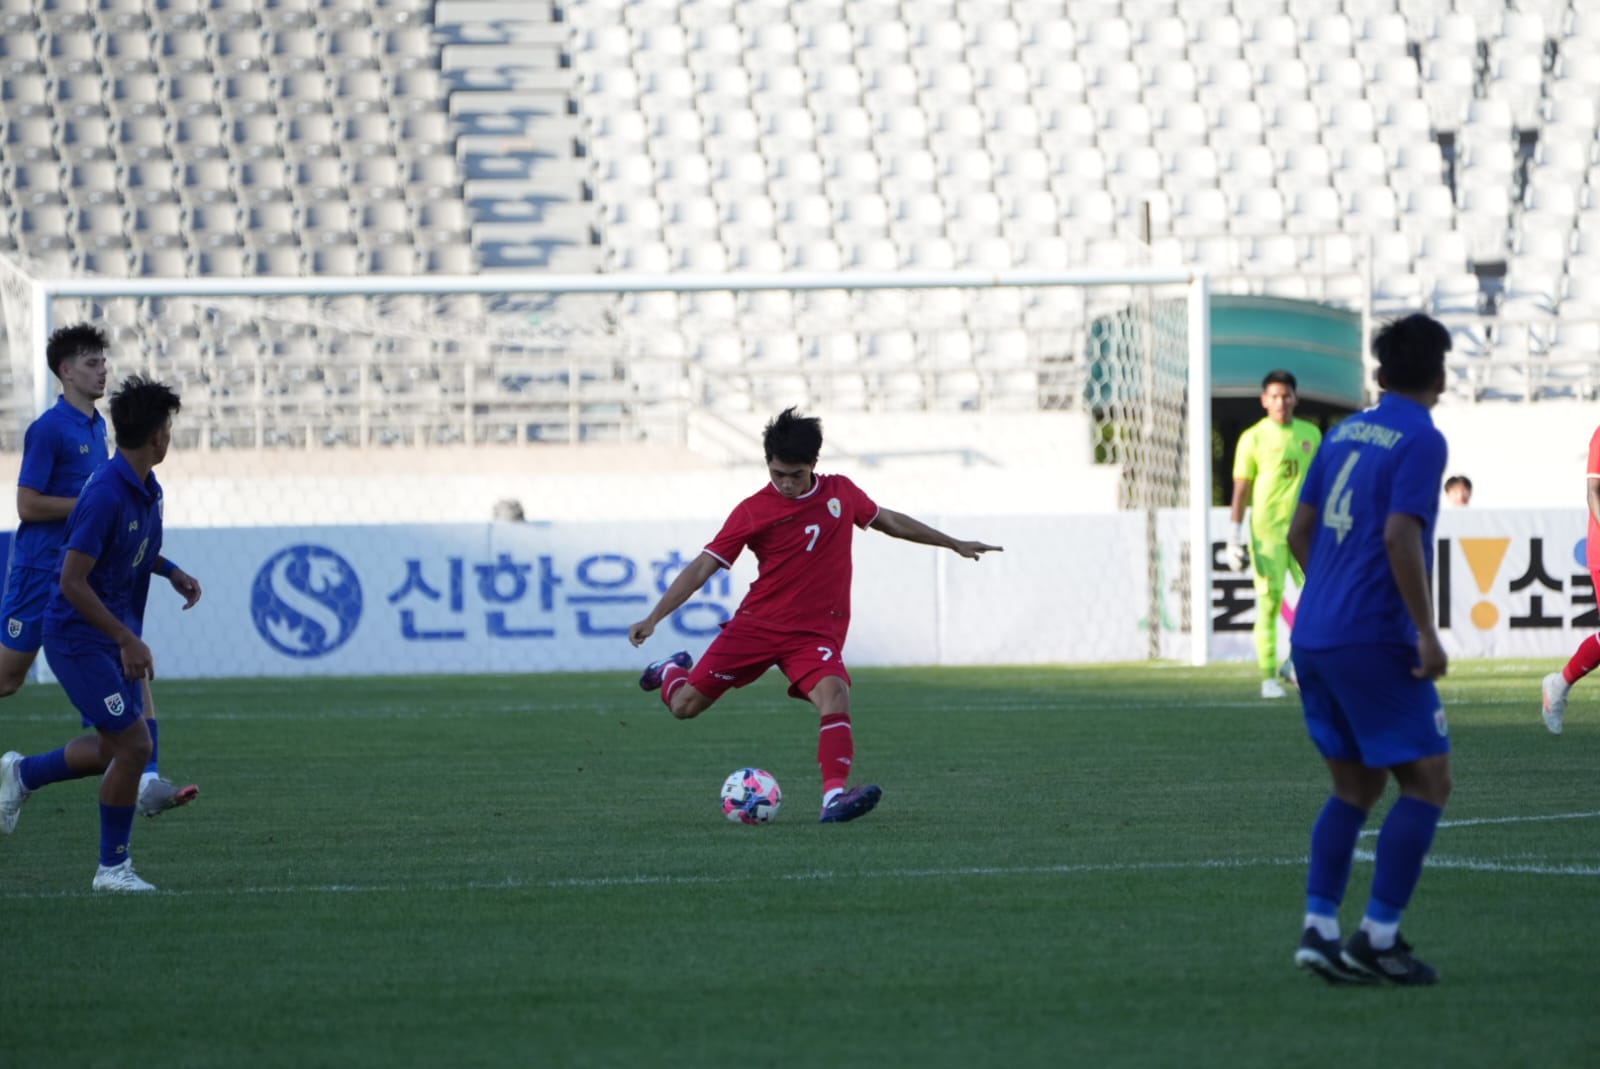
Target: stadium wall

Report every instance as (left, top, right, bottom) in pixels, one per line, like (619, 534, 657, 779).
(1429, 401, 1596, 509)
(9, 505, 1588, 683)
(0, 412, 1125, 527)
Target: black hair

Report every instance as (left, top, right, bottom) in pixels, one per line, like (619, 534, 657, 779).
(1373, 313, 1452, 391)
(1444, 474, 1472, 493)
(109, 375, 181, 450)
(762, 406, 823, 464)
(1261, 369, 1298, 391)
(45, 323, 108, 378)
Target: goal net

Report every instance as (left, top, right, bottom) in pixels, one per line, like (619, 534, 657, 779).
(0, 260, 1213, 663)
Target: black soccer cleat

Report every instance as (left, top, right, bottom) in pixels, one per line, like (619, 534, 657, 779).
(639, 651, 692, 691)
(1294, 928, 1374, 986)
(1340, 930, 1440, 986)
(818, 784, 882, 823)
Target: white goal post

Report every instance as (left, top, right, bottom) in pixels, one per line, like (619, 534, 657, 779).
(0, 260, 1213, 665)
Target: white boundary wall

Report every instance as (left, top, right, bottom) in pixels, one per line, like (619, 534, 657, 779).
(1429, 400, 1595, 509)
(9, 504, 1586, 684)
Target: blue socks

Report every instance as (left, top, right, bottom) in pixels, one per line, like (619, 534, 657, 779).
(99, 802, 135, 868)
(14, 724, 157, 792)
(144, 718, 159, 776)
(1305, 796, 1368, 933)
(1303, 793, 1442, 947)
(1367, 795, 1442, 926)
(17, 748, 82, 792)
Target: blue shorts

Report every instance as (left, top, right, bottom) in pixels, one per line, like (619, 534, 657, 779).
(42, 642, 145, 734)
(1295, 644, 1450, 768)
(0, 567, 51, 654)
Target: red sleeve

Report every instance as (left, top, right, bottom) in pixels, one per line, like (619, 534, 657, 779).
(704, 500, 757, 567)
(840, 476, 879, 529)
(1588, 426, 1600, 478)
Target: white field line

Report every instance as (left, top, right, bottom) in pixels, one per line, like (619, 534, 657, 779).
(1357, 809, 1600, 838)
(2, 857, 1312, 900)
(2, 810, 1597, 900)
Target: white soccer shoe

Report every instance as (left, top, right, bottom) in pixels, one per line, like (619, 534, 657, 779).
(1541, 671, 1570, 735)
(92, 859, 157, 893)
(1261, 678, 1288, 700)
(0, 750, 30, 835)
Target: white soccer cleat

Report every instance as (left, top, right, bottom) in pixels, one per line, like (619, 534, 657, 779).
(0, 750, 30, 835)
(1541, 671, 1570, 735)
(1261, 678, 1287, 700)
(92, 859, 157, 893)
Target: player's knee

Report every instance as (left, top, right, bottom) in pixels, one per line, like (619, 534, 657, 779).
(0, 674, 23, 698)
(669, 691, 709, 720)
(125, 732, 153, 764)
(1395, 759, 1452, 807)
(109, 724, 153, 765)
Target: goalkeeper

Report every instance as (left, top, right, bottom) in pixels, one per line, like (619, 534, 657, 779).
(1227, 369, 1321, 699)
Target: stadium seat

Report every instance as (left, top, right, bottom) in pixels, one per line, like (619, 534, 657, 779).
(1286, 187, 1343, 235)
(1172, 187, 1228, 236)
(1561, 272, 1600, 316)
(1231, 187, 1286, 236)
(1523, 177, 1581, 219)
(1417, 228, 1471, 273)
(424, 241, 474, 274)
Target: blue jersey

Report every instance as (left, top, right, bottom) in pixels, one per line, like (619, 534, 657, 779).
(42, 452, 164, 653)
(8, 397, 110, 574)
(1292, 393, 1448, 650)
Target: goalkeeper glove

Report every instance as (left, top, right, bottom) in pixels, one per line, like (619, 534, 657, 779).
(1225, 525, 1248, 572)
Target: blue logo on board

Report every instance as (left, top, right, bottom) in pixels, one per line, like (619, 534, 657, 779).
(250, 545, 362, 658)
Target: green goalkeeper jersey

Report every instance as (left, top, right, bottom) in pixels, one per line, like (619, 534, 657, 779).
(1233, 416, 1322, 541)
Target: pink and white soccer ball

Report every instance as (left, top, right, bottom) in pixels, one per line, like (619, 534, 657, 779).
(720, 767, 782, 824)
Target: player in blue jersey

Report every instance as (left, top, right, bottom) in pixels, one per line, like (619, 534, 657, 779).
(0, 377, 197, 891)
(0, 324, 110, 694)
(1285, 313, 1453, 986)
(0, 325, 198, 818)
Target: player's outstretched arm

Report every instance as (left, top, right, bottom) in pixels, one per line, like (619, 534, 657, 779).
(628, 551, 723, 647)
(869, 508, 1002, 560)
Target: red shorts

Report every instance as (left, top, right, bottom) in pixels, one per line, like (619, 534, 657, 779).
(688, 617, 852, 702)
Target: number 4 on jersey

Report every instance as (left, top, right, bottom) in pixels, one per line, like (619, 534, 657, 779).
(1322, 452, 1360, 544)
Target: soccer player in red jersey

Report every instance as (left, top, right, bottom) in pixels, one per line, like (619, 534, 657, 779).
(628, 408, 1003, 823)
(1540, 425, 1600, 733)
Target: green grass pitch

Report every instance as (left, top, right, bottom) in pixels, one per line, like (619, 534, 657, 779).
(0, 660, 1596, 1068)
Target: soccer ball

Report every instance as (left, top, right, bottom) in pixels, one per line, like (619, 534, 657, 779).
(720, 767, 782, 824)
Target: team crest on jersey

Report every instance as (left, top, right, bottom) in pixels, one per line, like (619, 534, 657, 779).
(1433, 707, 1448, 737)
(103, 693, 125, 718)
(1301, 441, 1312, 453)
(828, 497, 841, 518)
(6, 618, 20, 639)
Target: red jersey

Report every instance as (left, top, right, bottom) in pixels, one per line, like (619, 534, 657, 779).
(704, 472, 880, 633)
(1587, 426, 1600, 575)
